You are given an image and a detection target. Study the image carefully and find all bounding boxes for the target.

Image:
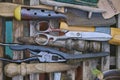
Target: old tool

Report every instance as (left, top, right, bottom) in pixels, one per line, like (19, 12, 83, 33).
(60, 22, 120, 46)
(0, 52, 65, 63)
(9, 44, 109, 60)
(18, 37, 101, 52)
(39, 0, 106, 18)
(14, 6, 66, 21)
(34, 31, 111, 45)
(0, 43, 109, 62)
(64, 8, 116, 26)
(5, 63, 77, 77)
(0, 2, 115, 26)
(0, 2, 65, 17)
(31, 21, 111, 45)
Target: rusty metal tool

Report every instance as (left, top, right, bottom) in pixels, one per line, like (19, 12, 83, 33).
(14, 6, 66, 21)
(34, 31, 111, 45)
(31, 21, 111, 45)
(9, 44, 109, 60)
(0, 43, 109, 62)
(60, 22, 120, 46)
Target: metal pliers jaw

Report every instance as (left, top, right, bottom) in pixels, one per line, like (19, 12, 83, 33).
(29, 50, 66, 62)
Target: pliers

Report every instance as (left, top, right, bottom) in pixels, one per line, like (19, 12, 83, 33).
(0, 44, 109, 63)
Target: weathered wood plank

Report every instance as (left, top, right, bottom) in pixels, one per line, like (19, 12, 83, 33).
(82, 59, 99, 80)
(12, 0, 24, 80)
(29, 0, 40, 80)
(101, 42, 110, 71)
(110, 56, 116, 66)
(116, 14, 120, 68)
(82, 42, 110, 80)
(0, 18, 3, 80)
(49, 20, 62, 80)
(75, 66, 82, 80)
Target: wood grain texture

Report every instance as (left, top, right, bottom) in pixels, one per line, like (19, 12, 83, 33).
(4, 63, 76, 77)
(0, 18, 3, 80)
(116, 14, 120, 68)
(29, 0, 40, 80)
(101, 42, 110, 71)
(82, 59, 99, 80)
(12, 0, 24, 80)
(82, 42, 110, 80)
(49, 19, 61, 80)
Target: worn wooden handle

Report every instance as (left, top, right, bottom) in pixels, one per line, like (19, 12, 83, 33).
(109, 28, 120, 45)
(60, 22, 120, 46)
(60, 22, 95, 32)
(4, 63, 76, 77)
(0, 2, 64, 17)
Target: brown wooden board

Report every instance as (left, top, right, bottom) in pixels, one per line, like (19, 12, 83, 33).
(0, 18, 3, 80)
(12, 0, 24, 80)
(29, 0, 40, 80)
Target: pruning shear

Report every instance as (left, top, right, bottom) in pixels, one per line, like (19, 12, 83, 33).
(0, 44, 109, 63)
(33, 21, 112, 45)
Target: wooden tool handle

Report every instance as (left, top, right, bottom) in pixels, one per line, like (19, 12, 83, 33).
(4, 63, 76, 77)
(60, 22, 95, 32)
(109, 28, 120, 45)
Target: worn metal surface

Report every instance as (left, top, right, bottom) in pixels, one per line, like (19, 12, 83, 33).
(21, 7, 66, 20)
(65, 8, 116, 26)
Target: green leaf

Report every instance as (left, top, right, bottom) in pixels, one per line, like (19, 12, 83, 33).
(92, 69, 102, 76)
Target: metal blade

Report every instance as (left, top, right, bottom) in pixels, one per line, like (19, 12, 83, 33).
(81, 32, 112, 41)
(65, 31, 112, 41)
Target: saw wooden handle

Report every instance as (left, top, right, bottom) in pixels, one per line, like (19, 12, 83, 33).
(60, 22, 120, 46)
(4, 63, 76, 77)
(0, 2, 64, 17)
(60, 22, 95, 32)
(109, 28, 120, 45)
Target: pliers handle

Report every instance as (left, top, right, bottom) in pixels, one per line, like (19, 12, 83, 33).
(9, 44, 109, 61)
